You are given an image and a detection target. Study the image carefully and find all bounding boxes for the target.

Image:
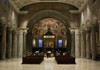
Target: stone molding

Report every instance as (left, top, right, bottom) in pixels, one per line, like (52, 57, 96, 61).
(9, 0, 89, 14)
(16, 28, 28, 34)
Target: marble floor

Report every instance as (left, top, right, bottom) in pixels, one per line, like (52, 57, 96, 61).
(0, 57, 100, 70)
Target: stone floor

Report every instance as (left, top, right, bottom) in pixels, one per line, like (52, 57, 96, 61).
(0, 57, 100, 70)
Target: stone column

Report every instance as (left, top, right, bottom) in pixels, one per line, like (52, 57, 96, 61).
(17, 31, 19, 57)
(98, 21, 100, 55)
(91, 25, 96, 60)
(23, 29, 28, 57)
(1, 26, 7, 60)
(12, 30, 17, 58)
(75, 29, 80, 58)
(71, 31, 75, 57)
(81, 30, 86, 58)
(78, 31, 81, 57)
(17, 29, 23, 58)
(99, 21, 100, 43)
(86, 30, 91, 59)
(7, 29, 13, 59)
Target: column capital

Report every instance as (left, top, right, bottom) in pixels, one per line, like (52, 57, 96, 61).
(97, 21, 100, 23)
(9, 28, 13, 31)
(1, 16, 7, 26)
(69, 28, 75, 33)
(2, 25, 7, 28)
(17, 28, 29, 30)
(86, 29, 91, 32)
(17, 28, 29, 33)
(70, 31, 75, 35)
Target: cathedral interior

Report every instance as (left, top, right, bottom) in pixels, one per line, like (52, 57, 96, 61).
(0, 0, 100, 70)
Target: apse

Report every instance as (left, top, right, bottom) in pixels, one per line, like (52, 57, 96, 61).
(32, 18, 67, 38)
(31, 17, 67, 48)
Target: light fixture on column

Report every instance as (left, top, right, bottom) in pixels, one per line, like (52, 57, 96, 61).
(81, 12, 84, 25)
(33, 39, 36, 47)
(65, 39, 67, 47)
(12, 11, 15, 20)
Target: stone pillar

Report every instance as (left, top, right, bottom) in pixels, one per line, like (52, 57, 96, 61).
(12, 30, 17, 58)
(17, 31, 19, 57)
(1, 26, 7, 60)
(17, 29, 23, 58)
(78, 31, 81, 57)
(71, 31, 75, 57)
(91, 25, 96, 60)
(23, 29, 28, 57)
(7, 29, 13, 59)
(99, 21, 100, 43)
(81, 30, 86, 58)
(86, 30, 91, 59)
(75, 29, 80, 58)
(98, 21, 100, 55)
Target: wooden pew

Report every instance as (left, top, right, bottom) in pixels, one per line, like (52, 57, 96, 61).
(22, 55, 44, 64)
(55, 54, 76, 64)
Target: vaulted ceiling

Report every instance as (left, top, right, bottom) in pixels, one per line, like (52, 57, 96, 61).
(10, 0, 88, 10)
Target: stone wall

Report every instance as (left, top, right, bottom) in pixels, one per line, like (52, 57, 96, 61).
(80, 0, 100, 25)
(18, 3, 79, 28)
(0, 1, 19, 59)
(80, 0, 100, 55)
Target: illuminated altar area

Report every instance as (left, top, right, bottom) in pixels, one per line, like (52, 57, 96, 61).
(32, 18, 67, 49)
(22, 18, 75, 64)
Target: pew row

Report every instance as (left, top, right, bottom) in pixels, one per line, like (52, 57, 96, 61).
(22, 55, 44, 64)
(55, 54, 76, 64)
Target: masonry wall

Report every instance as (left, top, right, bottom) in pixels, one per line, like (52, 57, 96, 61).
(80, 0, 100, 54)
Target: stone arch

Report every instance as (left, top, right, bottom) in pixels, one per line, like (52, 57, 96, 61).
(26, 10, 72, 53)
(27, 10, 70, 32)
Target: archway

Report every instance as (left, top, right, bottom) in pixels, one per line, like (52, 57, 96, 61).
(26, 10, 71, 55)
